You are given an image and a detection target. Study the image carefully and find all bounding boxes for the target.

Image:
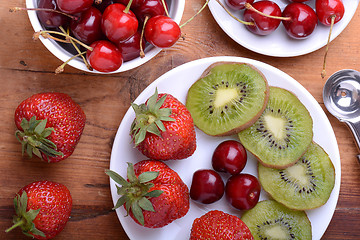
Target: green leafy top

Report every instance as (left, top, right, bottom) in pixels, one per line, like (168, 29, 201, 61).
(5, 191, 46, 238)
(130, 88, 175, 146)
(105, 163, 164, 225)
(15, 116, 63, 162)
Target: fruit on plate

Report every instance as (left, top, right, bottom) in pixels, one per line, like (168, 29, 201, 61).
(5, 181, 72, 239)
(241, 200, 311, 240)
(186, 62, 269, 136)
(212, 140, 247, 175)
(190, 210, 254, 240)
(225, 173, 261, 210)
(258, 141, 335, 210)
(14, 92, 86, 163)
(130, 88, 196, 160)
(238, 87, 313, 169)
(190, 169, 225, 204)
(106, 160, 190, 228)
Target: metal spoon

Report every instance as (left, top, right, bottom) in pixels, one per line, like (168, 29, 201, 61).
(323, 69, 360, 162)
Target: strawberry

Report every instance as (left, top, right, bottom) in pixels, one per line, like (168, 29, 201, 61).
(5, 181, 72, 239)
(190, 210, 254, 240)
(130, 88, 196, 160)
(106, 160, 190, 228)
(14, 92, 86, 163)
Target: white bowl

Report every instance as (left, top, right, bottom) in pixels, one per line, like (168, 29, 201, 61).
(25, 0, 185, 74)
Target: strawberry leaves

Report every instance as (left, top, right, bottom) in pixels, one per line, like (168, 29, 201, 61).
(105, 162, 163, 225)
(130, 88, 175, 146)
(15, 116, 63, 162)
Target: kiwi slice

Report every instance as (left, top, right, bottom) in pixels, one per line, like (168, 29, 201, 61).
(241, 200, 312, 240)
(186, 62, 269, 136)
(259, 142, 335, 210)
(238, 87, 313, 168)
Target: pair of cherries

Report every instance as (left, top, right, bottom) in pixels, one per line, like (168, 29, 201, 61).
(224, 0, 345, 39)
(36, 0, 181, 72)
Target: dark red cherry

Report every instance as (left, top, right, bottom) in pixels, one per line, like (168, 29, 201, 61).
(243, 0, 282, 36)
(316, 0, 345, 26)
(37, 0, 69, 28)
(224, 0, 254, 11)
(86, 40, 123, 72)
(56, 0, 93, 14)
(115, 0, 145, 9)
(190, 169, 225, 204)
(101, 3, 138, 43)
(70, 7, 103, 44)
(282, 2, 318, 39)
(144, 15, 181, 48)
(225, 173, 261, 210)
(94, 0, 115, 13)
(289, 0, 310, 2)
(133, 0, 168, 25)
(117, 31, 146, 61)
(212, 140, 247, 175)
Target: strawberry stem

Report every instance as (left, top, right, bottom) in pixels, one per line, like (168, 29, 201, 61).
(5, 218, 25, 233)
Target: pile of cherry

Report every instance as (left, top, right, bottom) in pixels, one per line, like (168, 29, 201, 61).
(27, 0, 181, 73)
(222, 0, 345, 39)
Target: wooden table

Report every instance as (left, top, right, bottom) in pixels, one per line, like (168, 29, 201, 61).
(1, 0, 359, 239)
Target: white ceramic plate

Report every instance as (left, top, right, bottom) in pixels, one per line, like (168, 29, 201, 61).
(25, 0, 185, 74)
(208, 0, 359, 57)
(109, 56, 341, 240)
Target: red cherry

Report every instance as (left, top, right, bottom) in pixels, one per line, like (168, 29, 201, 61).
(86, 40, 123, 72)
(243, 1, 282, 36)
(144, 15, 181, 48)
(37, 0, 69, 28)
(115, 0, 145, 9)
(190, 169, 225, 204)
(70, 7, 103, 44)
(225, 173, 261, 210)
(289, 0, 310, 2)
(212, 140, 247, 175)
(224, 0, 254, 11)
(117, 31, 146, 61)
(101, 3, 138, 43)
(316, 0, 345, 26)
(133, 0, 168, 25)
(282, 2, 318, 39)
(56, 0, 93, 14)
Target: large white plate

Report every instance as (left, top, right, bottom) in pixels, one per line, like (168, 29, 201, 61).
(109, 56, 341, 240)
(208, 0, 359, 57)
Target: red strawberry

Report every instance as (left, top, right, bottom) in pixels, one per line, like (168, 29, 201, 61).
(130, 88, 196, 160)
(190, 210, 254, 240)
(5, 181, 72, 239)
(14, 92, 86, 163)
(106, 160, 190, 228)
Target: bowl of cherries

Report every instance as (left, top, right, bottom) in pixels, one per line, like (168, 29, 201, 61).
(25, 0, 185, 73)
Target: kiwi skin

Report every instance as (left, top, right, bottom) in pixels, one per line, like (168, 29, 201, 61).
(186, 62, 270, 136)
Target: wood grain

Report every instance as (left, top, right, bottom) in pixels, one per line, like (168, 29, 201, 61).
(0, 0, 360, 239)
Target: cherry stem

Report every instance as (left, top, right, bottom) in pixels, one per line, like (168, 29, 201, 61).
(55, 51, 87, 74)
(321, 15, 335, 79)
(215, 0, 254, 26)
(244, 3, 291, 21)
(9, 7, 78, 20)
(124, 0, 133, 14)
(59, 26, 93, 71)
(180, 0, 210, 28)
(161, 0, 169, 17)
(34, 30, 93, 51)
(140, 16, 149, 58)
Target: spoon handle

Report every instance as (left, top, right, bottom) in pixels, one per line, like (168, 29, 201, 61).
(345, 121, 360, 163)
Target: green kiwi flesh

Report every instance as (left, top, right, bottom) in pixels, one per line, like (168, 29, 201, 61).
(241, 200, 312, 240)
(238, 87, 313, 168)
(259, 142, 335, 210)
(186, 62, 269, 136)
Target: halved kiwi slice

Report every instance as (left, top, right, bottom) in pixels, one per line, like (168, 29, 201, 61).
(186, 62, 269, 136)
(241, 200, 312, 240)
(238, 87, 313, 168)
(259, 142, 335, 210)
